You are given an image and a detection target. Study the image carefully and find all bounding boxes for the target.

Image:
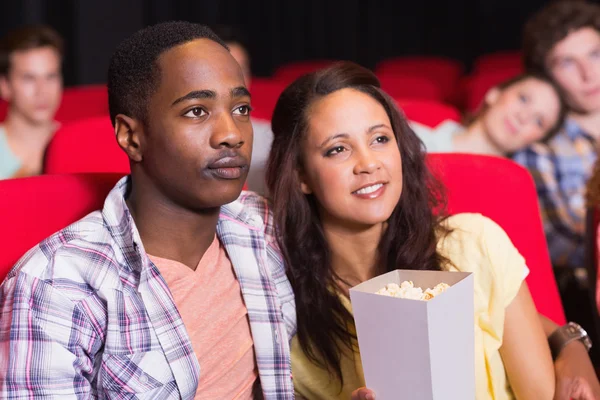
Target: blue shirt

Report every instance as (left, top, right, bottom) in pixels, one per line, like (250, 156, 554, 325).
(0, 126, 21, 179)
(513, 119, 597, 269)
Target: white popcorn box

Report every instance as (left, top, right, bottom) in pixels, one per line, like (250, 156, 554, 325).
(349, 269, 475, 400)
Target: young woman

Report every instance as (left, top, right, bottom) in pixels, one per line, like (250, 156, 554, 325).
(266, 62, 592, 399)
(411, 74, 566, 156)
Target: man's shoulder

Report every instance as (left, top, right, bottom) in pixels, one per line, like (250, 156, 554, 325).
(6, 211, 125, 298)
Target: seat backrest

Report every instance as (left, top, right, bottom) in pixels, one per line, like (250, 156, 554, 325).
(249, 78, 288, 121)
(44, 115, 130, 174)
(273, 60, 339, 85)
(378, 75, 443, 101)
(54, 85, 109, 123)
(0, 173, 123, 281)
(0, 85, 109, 123)
(427, 153, 566, 324)
(473, 51, 522, 74)
(396, 99, 461, 127)
(375, 57, 464, 100)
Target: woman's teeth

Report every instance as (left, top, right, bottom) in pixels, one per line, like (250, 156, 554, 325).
(354, 183, 383, 195)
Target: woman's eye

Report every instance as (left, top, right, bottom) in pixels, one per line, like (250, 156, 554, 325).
(519, 94, 528, 103)
(325, 146, 346, 157)
(183, 107, 206, 118)
(374, 135, 390, 144)
(234, 105, 252, 116)
(536, 117, 544, 128)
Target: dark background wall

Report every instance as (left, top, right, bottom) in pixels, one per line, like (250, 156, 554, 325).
(0, 0, 595, 86)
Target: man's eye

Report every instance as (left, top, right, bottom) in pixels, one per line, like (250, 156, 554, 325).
(183, 107, 206, 118)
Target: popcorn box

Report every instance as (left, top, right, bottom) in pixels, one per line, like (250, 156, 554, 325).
(349, 269, 475, 400)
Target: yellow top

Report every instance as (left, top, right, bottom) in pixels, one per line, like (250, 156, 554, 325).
(291, 213, 527, 400)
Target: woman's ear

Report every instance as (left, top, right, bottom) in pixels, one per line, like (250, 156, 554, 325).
(484, 86, 501, 106)
(297, 168, 313, 194)
(115, 114, 144, 162)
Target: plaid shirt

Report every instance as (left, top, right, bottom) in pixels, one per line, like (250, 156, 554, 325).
(0, 177, 296, 399)
(513, 119, 597, 269)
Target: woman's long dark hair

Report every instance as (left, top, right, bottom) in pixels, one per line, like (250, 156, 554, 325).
(266, 62, 450, 385)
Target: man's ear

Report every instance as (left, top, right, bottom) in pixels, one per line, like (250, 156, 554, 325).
(0, 75, 12, 102)
(115, 114, 144, 162)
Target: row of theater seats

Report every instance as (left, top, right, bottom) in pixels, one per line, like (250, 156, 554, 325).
(0, 153, 566, 326)
(0, 52, 522, 122)
(270, 51, 523, 111)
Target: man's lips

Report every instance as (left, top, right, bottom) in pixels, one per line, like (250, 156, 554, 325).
(206, 154, 249, 180)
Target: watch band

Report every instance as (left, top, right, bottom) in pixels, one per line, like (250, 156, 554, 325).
(548, 322, 592, 359)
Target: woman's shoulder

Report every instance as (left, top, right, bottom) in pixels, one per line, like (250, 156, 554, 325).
(438, 213, 518, 267)
(441, 212, 501, 238)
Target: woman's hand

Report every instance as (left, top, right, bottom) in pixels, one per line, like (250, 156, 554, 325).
(350, 387, 375, 400)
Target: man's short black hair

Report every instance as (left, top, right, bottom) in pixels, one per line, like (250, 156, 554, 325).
(107, 21, 228, 126)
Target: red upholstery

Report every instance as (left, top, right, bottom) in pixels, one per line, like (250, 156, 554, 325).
(427, 153, 566, 324)
(378, 75, 443, 101)
(0, 100, 6, 120)
(464, 68, 522, 112)
(249, 78, 288, 121)
(0, 173, 123, 281)
(396, 99, 461, 127)
(473, 51, 523, 74)
(0, 84, 108, 123)
(44, 116, 131, 174)
(375, 57, 463, 101)
(273, 60, 339, 84)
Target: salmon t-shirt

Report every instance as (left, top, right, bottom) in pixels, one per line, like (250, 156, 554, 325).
(148, 236, 257, 399)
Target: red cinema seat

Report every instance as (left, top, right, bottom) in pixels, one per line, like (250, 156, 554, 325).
(249, 78, 288, 121)
(427, 153, 566, 324)
(376, 57, 464, 101)
(396, 99, 461, 127)
(378, 75, 443, 101)
(0, 173, 122, 281)
(44, 116, 130, 174)
(273, 60, 339, 84)
(474, 51, 523, 74)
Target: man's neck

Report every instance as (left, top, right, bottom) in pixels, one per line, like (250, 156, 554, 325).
(127, 177, 221, 271)
(324, 220, 385, 292)
(452, 121, 504, 156)
(568, 109, 600, 141)
(3, 111, 56, 145)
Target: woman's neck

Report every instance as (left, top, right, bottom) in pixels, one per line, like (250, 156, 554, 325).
(452, 120, 504, 156)
(323, 221, 385, 291)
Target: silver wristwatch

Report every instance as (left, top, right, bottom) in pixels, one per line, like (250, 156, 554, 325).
(548, 322, 592, 359)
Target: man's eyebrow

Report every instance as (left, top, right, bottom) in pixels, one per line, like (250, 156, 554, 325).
(171, 90, 217, 106)
(231, 86, 251, 99)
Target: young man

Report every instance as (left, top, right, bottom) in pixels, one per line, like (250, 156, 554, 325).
(514, 1, 600, 272)
(212, 25, 273, 195)
(512, 2, 600, 398)
(0, 22, 295, 399)
(0, 25, 63, 179)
